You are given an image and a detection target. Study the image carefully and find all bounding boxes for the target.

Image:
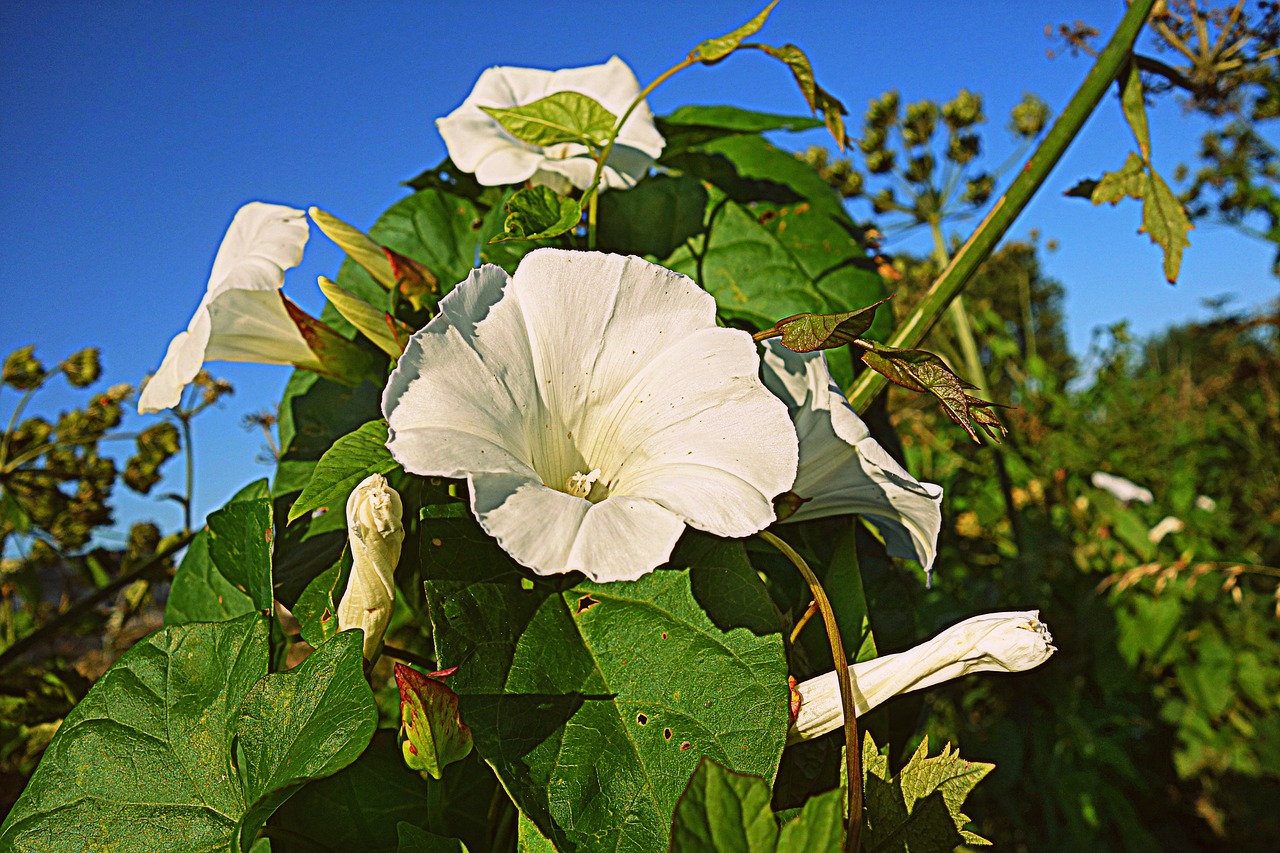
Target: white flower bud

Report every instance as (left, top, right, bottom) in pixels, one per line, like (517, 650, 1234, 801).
(337, 474, 405, 660)
(790, 611, 1055, 743)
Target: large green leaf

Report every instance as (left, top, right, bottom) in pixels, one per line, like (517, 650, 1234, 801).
(235, 630, 379, 850)
(0, 615, 268, 851)
(481, 91, 617, 149)
(421, 521, 789, 851)
(597, 174, 708, 259)
(289, 420, 397, 523)
(274, 369, 384, 496)
(207, 478, 274, 612)
(656, 105, 822, 155)
(164, 528, 255, 625)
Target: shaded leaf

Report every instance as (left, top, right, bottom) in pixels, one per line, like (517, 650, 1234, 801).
(164, 528, 255, 625)
(491, 186, 582, 242)
(422, 520, 788, 852)
(1062, 177, 1099, 199)
(776, 787, 845, 852)
(398, 823, 469, 853)
(386, 248, 441, 311)
(274, 370, 383, 496)
(657, 105, 822, 153)
(309, 206, 396, 289)
(597, 173, 708, 258)
(481, 91, 617, 149)
(858, 342, 1006, 442)
(689, 1, 778, 63)
(289, 420, 397, 523)
(670, 759, 778, 852)
(396, 663, 474, 780)
(235, 630, 379, 850)
(292, 554, 347, 647)
(0, 615, 267, 852)
(206, 478, 274, 611)
(318, 275, 410, 358)
(760, 297, 891, 353)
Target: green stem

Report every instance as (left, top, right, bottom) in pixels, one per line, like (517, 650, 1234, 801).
(179, 414, 194, 534)
(0, 530, 196, 673)
(847, 0, 1158, 412)
(587, 188, 600, 250)
(0, 377, 53, 471)
(759, 529, 862, 852)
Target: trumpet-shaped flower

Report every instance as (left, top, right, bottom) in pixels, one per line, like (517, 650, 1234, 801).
(383, 249, 798, 582)
(790, 610, 1055, 742)
(760, 342, 943, 573)
(437, 56, 664, 193)
(138, 202, 374, 414)
(337, 474, 405, 660)
(1090, 471, 1154, 505)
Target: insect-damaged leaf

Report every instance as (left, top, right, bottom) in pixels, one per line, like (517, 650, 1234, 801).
(858, 342, 1007, 442)
(481, 91, 617, 149)
(395, 664, 473, 780)
(758, 297, 891, 353)
(490, 185, 582, 242)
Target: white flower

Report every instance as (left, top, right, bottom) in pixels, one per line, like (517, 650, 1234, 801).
(337, 474, 405, 660)
(1195, 494, 1217, 513)
(383, 249, 798, 583)
(790, 611, 1055, 742)
(1148, 515, 1184, 543)
(1090, 471, 1154, 505)
(138, 203, 317, 413)
(760, 342, 943, 573)
(437, 56, 665, 193)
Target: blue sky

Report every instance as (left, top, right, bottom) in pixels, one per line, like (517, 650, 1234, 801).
(1, 1, 1275, 540)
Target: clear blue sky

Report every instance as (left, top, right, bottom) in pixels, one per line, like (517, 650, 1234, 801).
(2, 1, 1275, 540)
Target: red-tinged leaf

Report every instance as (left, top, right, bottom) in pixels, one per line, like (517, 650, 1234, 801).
(758, 297, 892, 352)
(384, 247, 440, 311)
(396, 663, 473, 779)
(756, 43, 848, 150)
(859, 343, 1007, 443)
(772, 490, 811, 522)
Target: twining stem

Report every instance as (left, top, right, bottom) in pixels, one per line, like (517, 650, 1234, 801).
(179, 414, 194, 533)
(587, 188, 600, 250)
(846, 0, 1158, 413)
(759, 529, 862, 852)
(0, 530, 197, 673)
(790, 599, 819, 644)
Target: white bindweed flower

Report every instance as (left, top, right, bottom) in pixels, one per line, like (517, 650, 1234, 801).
(790, 611, 1055, 742)
(139, 202, 375, 414)
(1090, 471, 1154, 505)
(337, 474, 405, 660)
(437, 56, 664, 193)
(761, 342, 943, 573)
(383, 249, 798, 583)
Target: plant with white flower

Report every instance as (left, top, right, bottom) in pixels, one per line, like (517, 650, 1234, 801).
(790, 610, 1056, 742)
(138, 202, 376, 414)
(337, 473, 405, 660)
(383, 248, 798, 582)
(761, 341, 943, 575)
(437, 56, 664, 194)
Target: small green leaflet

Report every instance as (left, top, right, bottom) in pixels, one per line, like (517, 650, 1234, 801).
(490, 185, 582, 242)
(1090, 151, 1147, 204)
(481, 91, 617, 149)
(862, 733, 994, 852)
(289, 419, 398, 522)
(669, 759, 844, 852)
(757, 297, 892, 352)
(688, 1, 778, 63)
(1120, 60, 1151, 164)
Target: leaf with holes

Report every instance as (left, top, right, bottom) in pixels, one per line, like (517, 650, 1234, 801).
(421, 518, 788, 852)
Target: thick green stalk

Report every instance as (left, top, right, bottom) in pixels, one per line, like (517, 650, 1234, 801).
(847, 0, 1158, 412)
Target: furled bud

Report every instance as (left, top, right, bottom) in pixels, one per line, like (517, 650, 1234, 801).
(790, 611, 1055, 743)
(337, 474, 405, 660)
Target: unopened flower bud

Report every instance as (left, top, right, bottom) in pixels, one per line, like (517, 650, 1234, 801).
(790, 611, 1055, 743)
(337, 474, 404, 660)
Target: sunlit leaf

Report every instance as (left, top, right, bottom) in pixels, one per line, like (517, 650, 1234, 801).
(318, 275, 411, 358)
(289, 419, 398, 523)
(858, 342, 1006, 442)
(670, 760, 777, 852)
(1090, 152, 1147, 205)
(1142, 167, 1194, 283)
(396, 664, 473, 780)
(756, 43, 848, 149)
(1120, 60, 1150, 162)
(689, 1, 779, 63)
(481, 91, 617, 149)
(206, 478, 274, 611)
(309, 206, 397, 290)
(760, 298, 892, 353)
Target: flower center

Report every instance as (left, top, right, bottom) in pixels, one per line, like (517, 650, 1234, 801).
(565, 468, 602, 500)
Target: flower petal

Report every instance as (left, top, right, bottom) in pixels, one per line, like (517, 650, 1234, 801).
(762, 342, 942, 571)
(203, 290, 315, 365)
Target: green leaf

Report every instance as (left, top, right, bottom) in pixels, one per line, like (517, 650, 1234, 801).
(689, 1, 778, 63)
(398, 823, 470, 853)
(396, 663, 474, 779)
(491, 185, 582, 242)
(1142, 167, 1194, 283)
(1090, 151, 1147, 205)
(755, 43, 848, 149)
(309, 206, 397, 289)
(861, 733, 994, 852)
(270, 731, 436, 853)
(776, 787, 845, 852)
(0, 614, 268, 851)
(0, 487, 31, 533)
(481, 91, 617, 149)
(164, 528, 256, 625)
(422, 520, 789, 852)
(235, 630, 379, 849)
(670, 759, 778, 852)
(659, 105, 824, 136)
(317, 275, 409, 358)
(517, 813, 557, 853)
(274, 370, 384, 496)
(1120, 60, 1150, 162)
(858, 342, 1006, 443)
(289, 419, 397, 523)
(292, 555, 347, 647)
(207, 478, 274, 612)
(597, 173, 708, 258)
(762, 297, 892, 353)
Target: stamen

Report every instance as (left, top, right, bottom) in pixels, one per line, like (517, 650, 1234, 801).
(565, 468, 602, 499)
